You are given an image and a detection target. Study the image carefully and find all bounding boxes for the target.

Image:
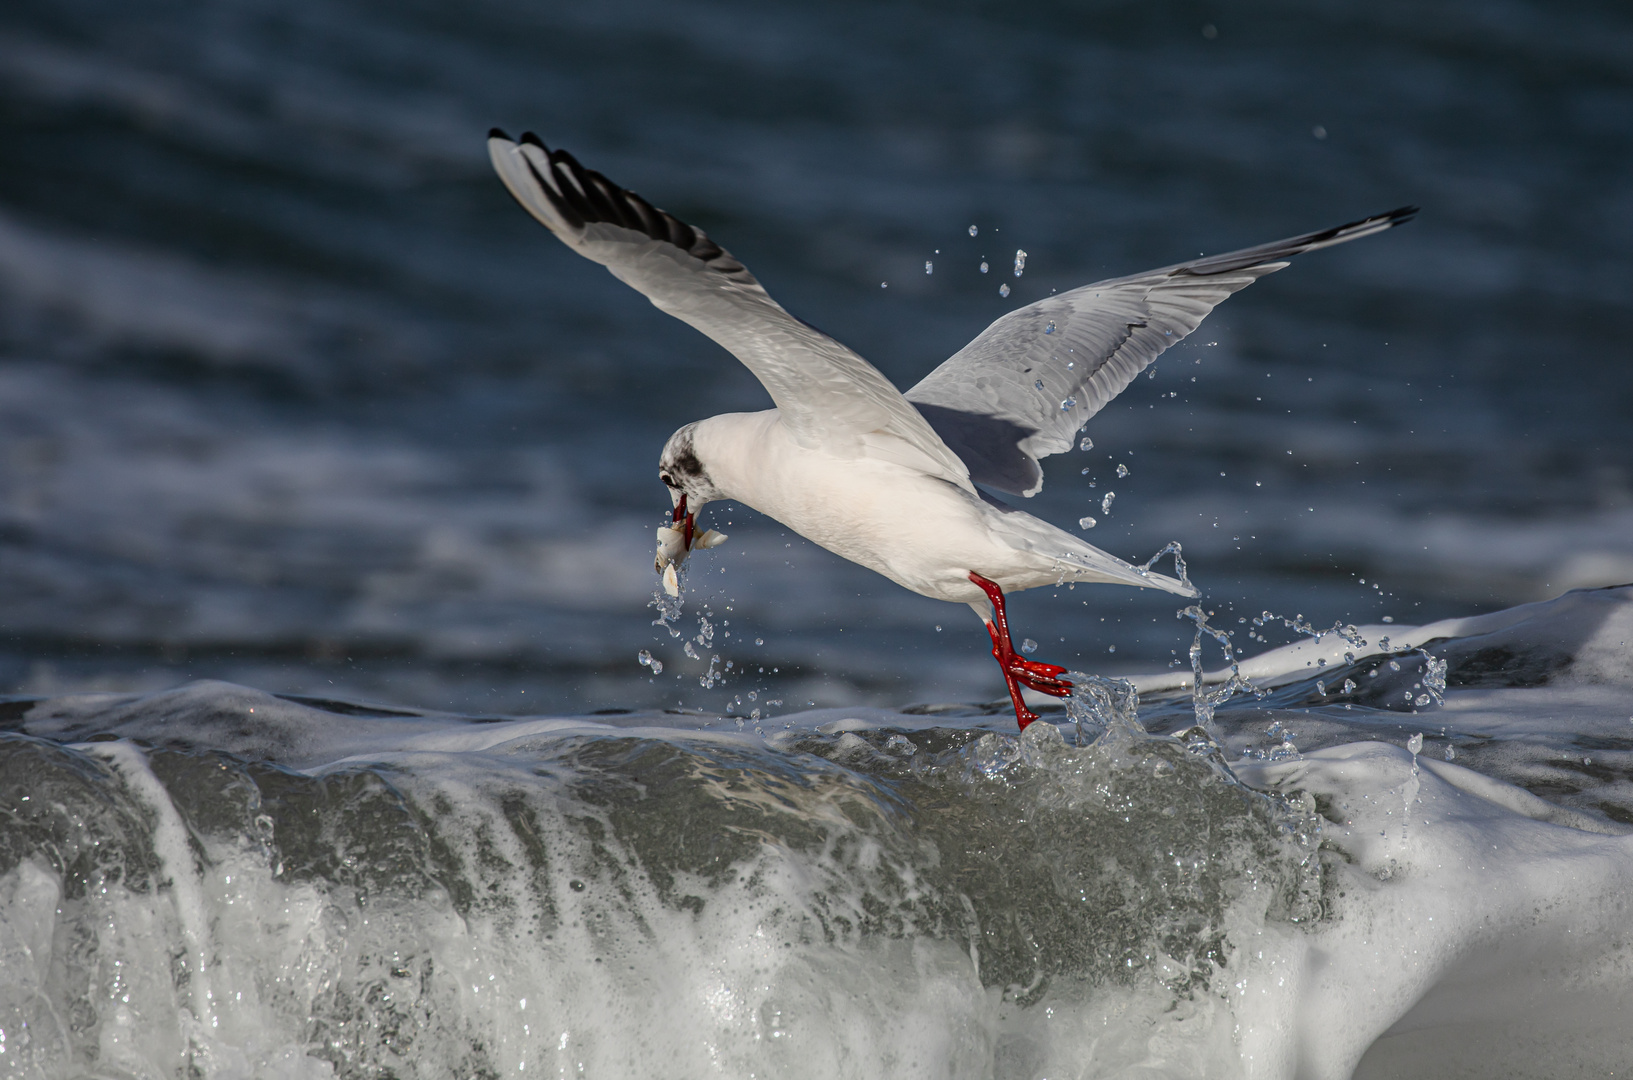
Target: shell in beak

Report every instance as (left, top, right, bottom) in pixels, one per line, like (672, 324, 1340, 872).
(654, 493, 726, 595)
(655, 493, 695, 570)
(655, 522, 690, 572)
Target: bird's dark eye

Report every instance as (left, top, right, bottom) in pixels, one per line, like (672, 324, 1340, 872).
(659, 472, 677, 488)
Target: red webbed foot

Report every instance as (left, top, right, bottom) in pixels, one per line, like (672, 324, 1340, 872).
(1009, 657, 1072, 696)
(968, 571, 1075, 730)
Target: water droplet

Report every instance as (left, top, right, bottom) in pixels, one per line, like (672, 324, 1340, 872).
(880, 281, 888, 288)
(1021, 638, 1038, 654)
(979, 260, 989, 274)
(924, 260, 933, 274)
(1101, 492, 1116, 514)
(649, 658, 663, 674)
(637, 649, 653, 667)
(1116, 463, 1129, 478)
(755, 637, 764, 646)
(1013, 249, 1028, 276)
(1316, 679, 1326, 695)
(1313, 124, 1328, 140)
(1059, 397, 1076, 411)
(969, 225, 978, 237)
(1079, 436, 1094, 451)
(1034, 379, 1046, 391)
(1078, 515, 1097, 529)
(999, 284, 1010, 297)
(1341, 678, 1357, 694)
(1044, 321, 1056, 334)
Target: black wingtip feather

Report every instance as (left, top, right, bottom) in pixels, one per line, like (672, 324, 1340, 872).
(494, 129, 751, 278)
(489, 127, 510, 141)
(1179, 204, 1420, 279)
(518, 152, 585, 230)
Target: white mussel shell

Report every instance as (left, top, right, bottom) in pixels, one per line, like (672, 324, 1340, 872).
(694, 529, 728, 550)
(655, 525, 687, 571)
(662, 562, 681, 598)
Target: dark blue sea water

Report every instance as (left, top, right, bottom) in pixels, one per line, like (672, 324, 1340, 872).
(3, 0, 1632, 714)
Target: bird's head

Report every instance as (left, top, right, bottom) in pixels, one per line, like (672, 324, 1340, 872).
(655, 423, 728, 587)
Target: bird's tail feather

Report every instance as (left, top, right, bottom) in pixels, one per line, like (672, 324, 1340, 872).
(1053, 548, 1199, 597)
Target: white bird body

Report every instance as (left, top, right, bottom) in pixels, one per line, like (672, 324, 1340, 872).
(485, 127, 1414, 725)
(689, 409, 1157, 609)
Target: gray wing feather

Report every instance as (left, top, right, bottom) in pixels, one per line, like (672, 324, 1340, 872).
(489, 131, 975, 491)
(905, 207, 1416, 496)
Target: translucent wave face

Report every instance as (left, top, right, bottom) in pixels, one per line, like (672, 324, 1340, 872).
(0, 705, 1323, 1080)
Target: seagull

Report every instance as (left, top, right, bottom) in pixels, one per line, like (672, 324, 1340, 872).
(488, 129, 1414, 729)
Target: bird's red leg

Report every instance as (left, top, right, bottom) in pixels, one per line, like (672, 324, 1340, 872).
(968, 571, 1073, 730)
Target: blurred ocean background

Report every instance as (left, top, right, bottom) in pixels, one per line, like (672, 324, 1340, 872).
(3, 0, 1632, 716)
(7, 6, 1633, 1077)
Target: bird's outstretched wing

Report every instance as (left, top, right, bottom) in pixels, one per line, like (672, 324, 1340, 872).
(488, 130, 975, 492)
(904, 207, 1417, 496)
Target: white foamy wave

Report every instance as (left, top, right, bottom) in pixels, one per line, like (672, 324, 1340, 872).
(5, 588, 1632, 1077)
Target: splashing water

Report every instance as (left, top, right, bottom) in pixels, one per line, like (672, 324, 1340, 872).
(1063, 673, 1144, 747)
(650, 578, 685, 638)
(1137, 541, 1192, 593)
(1012, 249, 1028, 277)
(1101, 492, 1116, 515)
(1079, 435, 1094, 451)
(1181, 604, 1265, 730)
(1125, 542, 1262, 729)
(1421, 654, 1448, 705)
(999, 284, 1010, 297)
